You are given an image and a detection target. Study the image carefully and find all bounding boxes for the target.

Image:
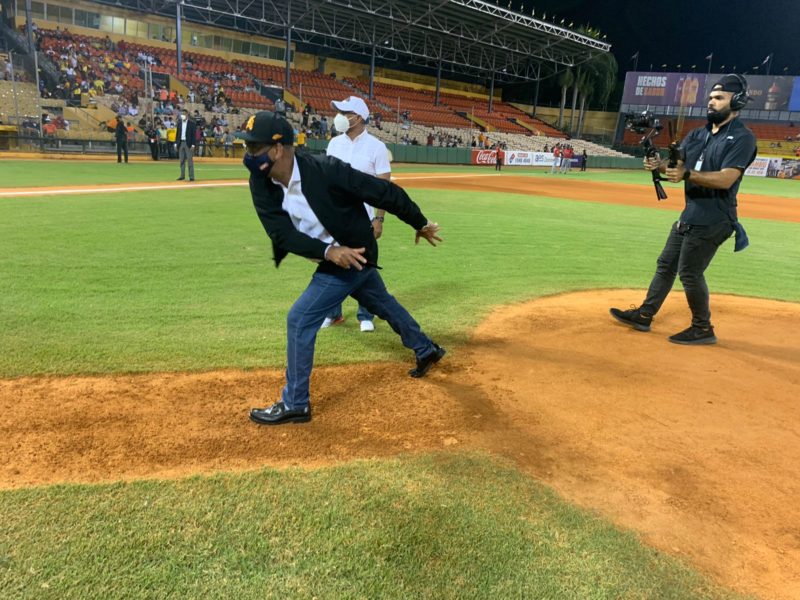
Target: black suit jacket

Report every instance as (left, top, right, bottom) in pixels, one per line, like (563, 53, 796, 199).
(175, 119, 196, 146)
(249, 151, 428, 272)
(115, 121, 127, 142)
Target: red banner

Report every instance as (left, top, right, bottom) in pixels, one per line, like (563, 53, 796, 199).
(471, 149, 497, 165)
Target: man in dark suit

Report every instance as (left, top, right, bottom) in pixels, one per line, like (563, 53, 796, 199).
(115, 119, 128, 163)
(174, 109, 196, 181)
(242, 111, 445, 425)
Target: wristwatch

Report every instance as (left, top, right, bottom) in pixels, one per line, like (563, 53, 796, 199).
(682, 169, 692, 182)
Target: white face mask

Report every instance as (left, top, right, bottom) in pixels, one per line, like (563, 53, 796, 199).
(181, 115, 187, 121)
(333, 113, 351, 133)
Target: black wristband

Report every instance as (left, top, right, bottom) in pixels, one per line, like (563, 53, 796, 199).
(683, 169, 692, 182)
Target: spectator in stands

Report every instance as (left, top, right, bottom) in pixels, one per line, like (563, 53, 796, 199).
(175, 109, 196, 181)
(115, 119, 129, 164)
(296, 129, 307, 148)
(302, 104, 311, 128)
(223, 129, 235, 157)
(427, 133, 435, 146)
(320, 95, 392, 333)
(274, 97, 286, 117)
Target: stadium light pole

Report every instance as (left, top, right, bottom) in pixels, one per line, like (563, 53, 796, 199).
(8, 51, 21, 134)
(175, 1, 182, 76)
(285, 1, 292, 91)
(24, 0, 34, 53)
(369, 44, 376, 101)
(435, 59, 442, 107)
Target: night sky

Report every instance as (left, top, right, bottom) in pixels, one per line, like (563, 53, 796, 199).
(521, 0, 799, 76)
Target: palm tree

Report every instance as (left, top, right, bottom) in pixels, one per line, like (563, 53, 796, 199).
(573, 28, 618, 137)
(569, 67, 581, 134)
(576, 75, 594, 138)
(557, 68, 574, 128)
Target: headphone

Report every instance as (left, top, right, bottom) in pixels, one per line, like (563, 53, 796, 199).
(727, 73, 751, 111)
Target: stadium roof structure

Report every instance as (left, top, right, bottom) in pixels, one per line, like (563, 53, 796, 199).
(91, 0, 611, 84)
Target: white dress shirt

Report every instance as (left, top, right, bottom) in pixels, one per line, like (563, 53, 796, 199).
(272, 157, 334, 247)
(326, 129, 391, 219)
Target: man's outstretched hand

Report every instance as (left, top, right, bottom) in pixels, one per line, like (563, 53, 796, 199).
(415, 221, 443, 246)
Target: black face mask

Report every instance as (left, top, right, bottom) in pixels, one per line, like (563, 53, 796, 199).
(707, 105, 732, 125)
(243, 152, 274, 177)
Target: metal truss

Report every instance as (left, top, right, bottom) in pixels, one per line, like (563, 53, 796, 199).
(88, 0, 611, 83)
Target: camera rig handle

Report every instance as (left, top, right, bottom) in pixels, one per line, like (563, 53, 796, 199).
(642, 131, 668, 201)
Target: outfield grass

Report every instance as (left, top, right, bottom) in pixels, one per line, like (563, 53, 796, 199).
(3, 159, 798, 198)
(0, 453, 750, 600)
(1, 180, 799, 377)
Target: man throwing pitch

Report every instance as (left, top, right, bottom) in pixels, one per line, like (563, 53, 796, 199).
(242, 111, 446, 425)
(610, 74, 757, 345)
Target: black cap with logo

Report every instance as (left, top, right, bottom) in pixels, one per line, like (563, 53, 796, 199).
(240, 111, 295, 145)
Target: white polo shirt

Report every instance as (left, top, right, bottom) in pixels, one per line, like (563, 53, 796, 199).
(326, 129, 391, 219)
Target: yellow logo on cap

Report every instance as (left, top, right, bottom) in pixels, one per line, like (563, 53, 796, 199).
(272, 133, 283, 141)
(245, 116, 256, 131)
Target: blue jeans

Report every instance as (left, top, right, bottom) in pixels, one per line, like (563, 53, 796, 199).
(282, 267, 436, 409)
(326, 302, 373, 322)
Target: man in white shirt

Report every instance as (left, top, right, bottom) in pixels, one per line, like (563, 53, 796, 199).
(321, 95, 391, 333)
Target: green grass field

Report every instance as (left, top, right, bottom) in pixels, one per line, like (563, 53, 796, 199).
(2, 157, 793, 598)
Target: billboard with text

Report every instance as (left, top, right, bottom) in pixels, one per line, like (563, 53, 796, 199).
(624, 72, 798, 112)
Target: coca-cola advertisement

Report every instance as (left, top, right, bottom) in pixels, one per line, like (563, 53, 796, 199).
(471, 149, 497, 165)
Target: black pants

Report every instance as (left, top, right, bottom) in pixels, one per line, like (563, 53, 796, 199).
(495, 160, 502, 171)
(116, 140, 128, 163)
(641, 220, 733, 328)
(148, 140, 159, 160)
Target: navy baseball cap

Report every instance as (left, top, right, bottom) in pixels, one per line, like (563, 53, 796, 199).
(240, 111, 294, 145)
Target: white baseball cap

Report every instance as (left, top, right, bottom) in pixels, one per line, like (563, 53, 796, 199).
(330, 96, 370, 120)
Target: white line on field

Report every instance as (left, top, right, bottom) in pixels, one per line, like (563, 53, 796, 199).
(0, 172, 500, 198)
(0, 181, 248, 197)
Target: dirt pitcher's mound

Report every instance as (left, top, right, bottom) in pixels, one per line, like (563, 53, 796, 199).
(2, 290, 799, 599)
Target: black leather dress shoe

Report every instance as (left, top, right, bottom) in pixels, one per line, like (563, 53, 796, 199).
(250, 401, 311, 425)
(409, 344, 446, 378)
(176, 177, 185, 181)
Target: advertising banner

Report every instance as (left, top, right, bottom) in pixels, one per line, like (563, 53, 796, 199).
(471, 150, 586, 168)
(622, 72, 707, 107)
(701, 75, 794, 112)
(776, 159, 800, 179)
(744, 156, 770, 177)
(790, 78, 800, 112)
(624, 72, 798, 111)
(471, 149, 496, 165)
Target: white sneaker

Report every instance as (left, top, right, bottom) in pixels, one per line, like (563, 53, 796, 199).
(320, 316, 345, 329)
(360, 320, 375, 332)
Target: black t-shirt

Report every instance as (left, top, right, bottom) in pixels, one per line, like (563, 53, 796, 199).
(679, 118, 757, 225)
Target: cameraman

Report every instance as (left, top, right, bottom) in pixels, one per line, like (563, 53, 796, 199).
(610, 74, 756, 345)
